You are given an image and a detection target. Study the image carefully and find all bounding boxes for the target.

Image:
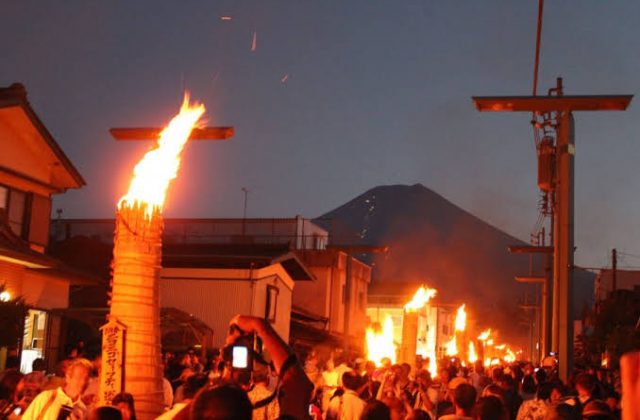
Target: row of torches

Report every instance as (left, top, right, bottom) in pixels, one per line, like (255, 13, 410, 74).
(365, 286, 520, 378)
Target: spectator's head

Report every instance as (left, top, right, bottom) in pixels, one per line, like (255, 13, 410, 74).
(521, 375, 536, 395)
(342, 371, 361, 391)
(549, 382, 566, 404)
(453, 383, 477, 416)
(473, 396, 505, 420)
(64, 358, 92, 398)
(400, 363, 411, 379)
(4, 355, 19, 370)
(534, 367, 547, 384)
(536, 382, 553, 401)
(252, 366, 269, 386)
(474, 360, 485, 375)
(112, 393, 136, 420)
(88, 406, 122, 420)
(575, 373, 597, 401)
(361, 400, 390, 420)
(481, 384, 505, 403)
(381, 357, 392, 369)
(491, 367, 504, 383)
(582, 400, 613, 420)
(406, 409, 431, 420)
(191, 385, 252, 420)
(381, 396, 406, 420)
(32, 358, 46, 373)
(0, 370, 23, 400)
(183, 374, 209, 400)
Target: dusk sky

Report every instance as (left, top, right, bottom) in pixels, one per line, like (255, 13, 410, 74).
(2, 1, 639, 268)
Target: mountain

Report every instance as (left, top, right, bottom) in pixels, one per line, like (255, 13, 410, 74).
(315, 183, 593, 343)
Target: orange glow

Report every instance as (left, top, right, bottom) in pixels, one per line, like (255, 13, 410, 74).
(118, 94, 205, 218)
(468, 341, 478, 364)
(366, 316, 397, 366)
(504, 348, 516, 363)
(445, 336, 457, 356)
(454, 304, 467, 332)
(486, 338, 494, 346)
(404, 286, 437, 312)
(478, 329, 491, 341)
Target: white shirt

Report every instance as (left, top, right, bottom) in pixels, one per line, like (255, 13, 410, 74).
(326, 390, 366, 420)
(22, 388, 87, 420)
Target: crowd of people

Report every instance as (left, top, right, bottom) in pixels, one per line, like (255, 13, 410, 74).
(0, 319, 628, 420)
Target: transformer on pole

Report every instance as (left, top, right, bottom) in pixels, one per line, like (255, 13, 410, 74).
(472, 79, 632, 380)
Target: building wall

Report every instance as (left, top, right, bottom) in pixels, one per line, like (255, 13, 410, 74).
(0, 261, 68, 309)
(160, 265, 294, 348)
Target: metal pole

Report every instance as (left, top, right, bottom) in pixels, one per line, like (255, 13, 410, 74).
(554, 110, 575, 381)
(241, 187, 249, 236)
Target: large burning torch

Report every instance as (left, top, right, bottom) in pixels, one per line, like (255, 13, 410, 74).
(399, 286, 436, 370)
(100, 95, 205, 418)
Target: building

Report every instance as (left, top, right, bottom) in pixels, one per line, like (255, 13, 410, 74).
(0, 83, 90, 371)
(160, 243, 313, 348)
(50, 218, 371, 354)
(292, 249, 371, 355)
(595, 269, 640, 301)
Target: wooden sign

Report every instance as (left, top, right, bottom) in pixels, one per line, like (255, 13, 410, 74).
(98, 316, 126, 406)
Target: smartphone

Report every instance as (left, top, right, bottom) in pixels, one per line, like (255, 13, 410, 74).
(232, 346, 249, 369)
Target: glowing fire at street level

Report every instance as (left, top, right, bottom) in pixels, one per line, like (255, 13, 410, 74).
(365, 316, 397, 366)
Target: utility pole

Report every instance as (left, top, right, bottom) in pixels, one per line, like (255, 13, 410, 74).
(612, 248, 617, 292)
(241, 187, 249, 236)
(473, 80, 632, 381)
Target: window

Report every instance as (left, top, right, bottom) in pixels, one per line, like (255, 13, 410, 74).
(265, 285, 279, 323)
(0, 185, 30, 239)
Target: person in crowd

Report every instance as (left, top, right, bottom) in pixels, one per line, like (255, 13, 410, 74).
(574, 373, 597, 411)
(473, 396, 507, 420)
(519, 376, 536, 401)
(42, 360, 71, 391)
(326, 371, 366, 420)
(0, 370, 25, 418)
(87, 406, 122, 420)
(83, 355, 101, 408)
(112, 393, 136, 420)
(22, 358, 92, 420)
(247, 367, 279, 420)
(380, 396, 406, 420)
(412, 369, 435, 416)
(497, 374, 523, 419)
(407, 408, 431, 420)
(581, 400, 614, 420)
(190, 385, 252, 420)
(361, 400, 390, 420)
(157, 374, 208, 420)
(357, 361, 380, 401)
(515, 382, 552, 420)
(548, 382, 565, 406)
(439, 383, 476, 420)
(173, 368, 196, 404)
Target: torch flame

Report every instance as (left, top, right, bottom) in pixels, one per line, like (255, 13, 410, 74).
(445, 336, 457, 356)
(454, 304, 467, 332)
(478, 329, 491, 341)
(366, 316, 397, 366)
(404, 286, 437, 312)
(468, 341, 477, 364)
(118, 93, 205, 217)
(504, 347, 516, 363)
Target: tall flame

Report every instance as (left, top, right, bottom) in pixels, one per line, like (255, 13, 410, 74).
(454, 304, 467, 332)
(118, 94, 205, 217)
(478, 329, 491, 341)
(404, 286, 437, 312)
(445, 336, 457, 356)
(366, 316, 397, 366)
(468, 341, 477, 364)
